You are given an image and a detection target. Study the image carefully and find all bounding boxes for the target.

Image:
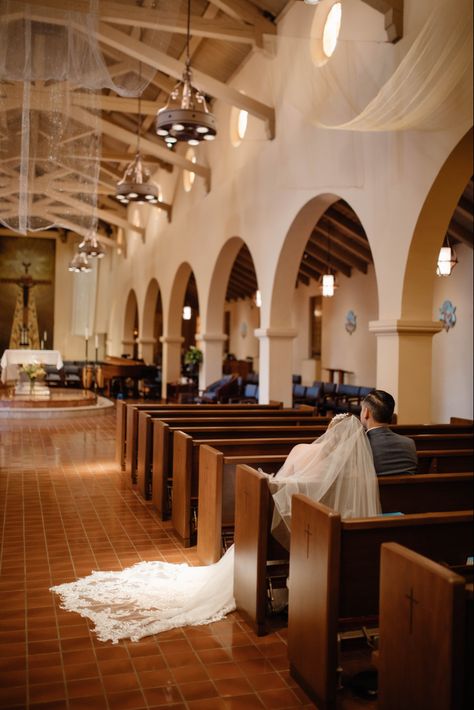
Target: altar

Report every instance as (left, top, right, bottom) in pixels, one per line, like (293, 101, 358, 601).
(0, 349, 63, 384)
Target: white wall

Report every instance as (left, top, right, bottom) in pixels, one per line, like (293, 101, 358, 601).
(431, 243, 473, 421)
(292, 265, 378, 386)
(226, 300, 260, 361)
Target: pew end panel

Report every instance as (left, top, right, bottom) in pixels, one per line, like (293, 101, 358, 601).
(234, 465, 288, 636)
(152, 420, 171, 519)
(136, 411, 152, 498)
(197, 450, 286, 566)
(171, 432, 194, 546)
(378, 542, 468, 710)
(289, 496, 342, 710)
(115, 399, 127, 467)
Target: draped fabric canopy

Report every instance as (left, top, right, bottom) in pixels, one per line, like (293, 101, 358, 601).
(0, 0, 165, 235)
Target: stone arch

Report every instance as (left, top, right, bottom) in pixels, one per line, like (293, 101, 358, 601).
(122, 289, 138, 357)
(166, 262, 194, 337)
(402, 127, 473, 319)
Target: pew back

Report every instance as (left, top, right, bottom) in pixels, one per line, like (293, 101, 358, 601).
(150, 420, 328, 511)
(288, 496, 473, 710)
(377, 542, 471, 710)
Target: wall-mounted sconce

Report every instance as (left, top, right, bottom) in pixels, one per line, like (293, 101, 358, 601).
(182, 306, 192, 320)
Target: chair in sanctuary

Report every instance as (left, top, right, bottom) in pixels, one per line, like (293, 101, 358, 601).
(195, 374, 239, 403)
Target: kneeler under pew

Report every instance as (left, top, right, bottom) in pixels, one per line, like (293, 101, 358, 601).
(287, 495, 473, 710)
(376, 542, 473, 710)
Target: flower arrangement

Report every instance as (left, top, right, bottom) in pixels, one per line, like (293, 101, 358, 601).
(184, 346, 203, 367)
(20, 362, 46, 381)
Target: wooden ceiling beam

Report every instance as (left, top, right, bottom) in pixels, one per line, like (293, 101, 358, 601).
(321, 213, 371, 249)
(95, 24, 275, 138)
(447, 219, 474, 249)
(360, 0, 403, 43)
(304, 244, 352, 278)
(300, 261, 322, 282)
(311, 228, 369, 272)
(456, 195, 474, 221)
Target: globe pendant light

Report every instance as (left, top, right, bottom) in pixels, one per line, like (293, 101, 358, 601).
(116, 65, 159, 205)
(155, 0, 217, 147)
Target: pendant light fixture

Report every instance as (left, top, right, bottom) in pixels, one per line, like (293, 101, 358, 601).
(155, 0, 217, 147)
(78, 230, 105, 259)
(436, 236, 458, 276)
(116, 64, 160, 205)
(319, 223, 338, 297)
(68, 250, 92, 273)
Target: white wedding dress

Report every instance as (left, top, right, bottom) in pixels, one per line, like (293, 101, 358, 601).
(51, 415, 381, 643)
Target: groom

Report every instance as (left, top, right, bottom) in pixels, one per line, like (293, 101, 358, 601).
(360, 390, 417, 476)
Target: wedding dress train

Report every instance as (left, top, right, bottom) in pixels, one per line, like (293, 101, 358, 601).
(51, 414, 380, 643)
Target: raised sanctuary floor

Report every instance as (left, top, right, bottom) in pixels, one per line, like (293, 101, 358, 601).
(0, 408, 374, 709)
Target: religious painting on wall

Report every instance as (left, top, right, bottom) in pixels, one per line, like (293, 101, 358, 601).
(0, 236, 56, 356)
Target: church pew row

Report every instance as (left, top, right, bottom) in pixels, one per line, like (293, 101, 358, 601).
(233, 465, 474, 638)
(144, 424, 471, 508)
(115, 399, 284, 469)
(126, 404, 314, 479)
(198, 443, 474, 563)
(148, 419, 330, 509)
(376, 542, 473, 710)
(287, 497, 473, 710)
(173, 426, 472, 549)
(172, 436, 317, 547)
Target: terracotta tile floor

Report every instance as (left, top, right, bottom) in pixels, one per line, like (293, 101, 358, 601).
(0, 410, 375, 709)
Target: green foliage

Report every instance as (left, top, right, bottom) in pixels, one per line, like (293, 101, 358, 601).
(184, 346, 203, 366)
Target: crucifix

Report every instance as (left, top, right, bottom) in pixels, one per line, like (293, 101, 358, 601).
(405, 586, 419, 634)
(0, 261, 51, 349)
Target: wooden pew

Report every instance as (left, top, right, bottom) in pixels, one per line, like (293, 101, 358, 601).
(126, 404, 311, 479)
(417, 448, 473, 473)
(377, 542, 473, 710)
(233, 465, 474, 637)
(116, 400, 284, 470)
(149, 418, 329, 510)
(287, 496, 473, 710)
(200, 442, 473, 564)
(172, 435, 318, 547)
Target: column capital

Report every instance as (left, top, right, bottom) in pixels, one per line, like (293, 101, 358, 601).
(159, 335, 184, 345)
(254, 327, 298, 340)
(369, 319, 443, 336)
(138, 337, 157, 345)
(195, 332, 228, 343)
(121, 338, 135, 346)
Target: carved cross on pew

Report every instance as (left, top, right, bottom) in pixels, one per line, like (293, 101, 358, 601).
(304, 523, 312, 558)
(405, 586, 419, 634)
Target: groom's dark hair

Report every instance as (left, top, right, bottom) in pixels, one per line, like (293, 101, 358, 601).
(362, 390, 395, 424)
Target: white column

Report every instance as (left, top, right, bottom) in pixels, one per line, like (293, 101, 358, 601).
(195, 332, 228, 391)
(369, 319, 443, 424)
(255, 328, 297, 407)
(138, 337, 156, 364)
(159, 335, 184, 399)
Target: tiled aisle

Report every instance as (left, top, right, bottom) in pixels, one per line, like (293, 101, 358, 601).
(0, 410, 372, 710)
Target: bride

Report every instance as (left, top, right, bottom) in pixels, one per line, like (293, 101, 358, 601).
(51, 414, 381, 643)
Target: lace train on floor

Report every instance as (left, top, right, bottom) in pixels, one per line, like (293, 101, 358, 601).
(50, 546, 236, 643)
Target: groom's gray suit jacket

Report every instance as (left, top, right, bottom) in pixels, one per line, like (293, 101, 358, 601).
(366, 426, 417, 476)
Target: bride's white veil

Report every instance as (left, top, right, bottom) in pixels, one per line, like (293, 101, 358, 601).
(269, 414, 381, 541)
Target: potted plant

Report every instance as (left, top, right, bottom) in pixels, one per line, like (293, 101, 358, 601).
(184, 346, 203, 379)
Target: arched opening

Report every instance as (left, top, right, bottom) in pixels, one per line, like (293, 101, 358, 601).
(270, 195, 376, 402)
(181, 271, 200, 356)
(223, 243, 260, 381)
(123, 289, 139, 359)
(142, 278, 163, 365)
